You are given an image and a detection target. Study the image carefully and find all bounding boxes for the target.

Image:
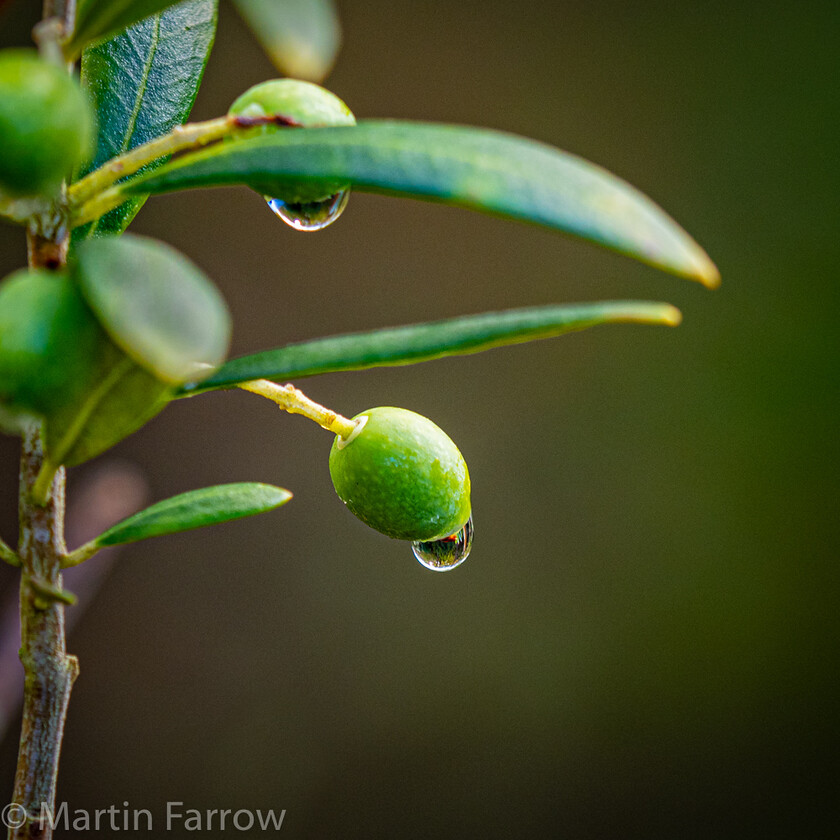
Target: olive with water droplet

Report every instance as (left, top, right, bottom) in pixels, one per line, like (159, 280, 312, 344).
(412, 515, 474, 572)
(228, 79, 355, 231)
(329, 407, 472, 558)
(264, 191, 349, 232)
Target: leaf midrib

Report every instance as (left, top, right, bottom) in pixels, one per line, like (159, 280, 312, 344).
(88, 14, 161, 237)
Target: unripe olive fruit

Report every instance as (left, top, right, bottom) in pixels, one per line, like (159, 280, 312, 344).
(329, 407, 471, 542)
(0, 50, 95, 196)
(228, 78, 355, 129)
(0, 269, 111, 422)
(229, 79, 355, 218)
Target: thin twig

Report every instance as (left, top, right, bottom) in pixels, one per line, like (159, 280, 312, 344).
(10, 426, 76, 840)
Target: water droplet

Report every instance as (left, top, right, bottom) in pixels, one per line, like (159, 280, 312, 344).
(264, 190, 349, 231)
(411, 516, 473, 572)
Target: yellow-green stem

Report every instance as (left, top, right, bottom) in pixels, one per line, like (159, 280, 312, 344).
(32, 459, 59, 507)
(0, 537, 20, 567)
(239, 379, 358, 439)
(68, 116, 235, 217)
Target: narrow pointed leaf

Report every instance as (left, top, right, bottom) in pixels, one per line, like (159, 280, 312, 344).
(66, 0, 196, 57)
(232, 0, 340, 82)
(91, 483, 292, 547)
(183, 301, 682, 393)
(126, 121, 719, 284)
(76, 0, 217, 237)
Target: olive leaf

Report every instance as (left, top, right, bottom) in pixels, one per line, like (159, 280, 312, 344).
(67, 483, 292, 563)
(41, 234, 231, 467)
(74, 234, 231, 383)
(66, 0, 201, 58)
(76, 0, 218, 237)
(44, 359, 173, 467)
(0, 268, 172, 466)
(232, 0, 341, 82)
(181, 301, 681, 393)
(121, 121, 719, 285)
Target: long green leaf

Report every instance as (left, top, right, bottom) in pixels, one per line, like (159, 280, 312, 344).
(182, 301, 682, 393)
(89, 483, 292, 548)
(232, 0, 340, 82)
(67, 0, 192, 57)
(125, 121, 719, 285)
(76, 0, 217, 237)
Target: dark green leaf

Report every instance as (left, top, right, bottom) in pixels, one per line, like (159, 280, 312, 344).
(45, 360, 173, 466)
(126, 121, 719, 285)
(93, 483, 292, 547)
(76, 0, 218, 237)
(74, 234, 232, 384)
(232, 0, 340, 82)
(66, 0, 199, 57)
(184, 301, 682, 393)
(0, 269, 174, 464)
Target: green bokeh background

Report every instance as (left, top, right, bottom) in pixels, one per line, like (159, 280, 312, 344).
(1, 1, 838, 836)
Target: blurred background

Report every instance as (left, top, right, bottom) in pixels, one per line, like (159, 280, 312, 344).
(1, 1, 838, 837)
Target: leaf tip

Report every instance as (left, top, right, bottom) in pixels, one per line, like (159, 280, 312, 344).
(662, 305, 683, 327)
(688, 248, 721, 289)
(273, 487, 294, 506)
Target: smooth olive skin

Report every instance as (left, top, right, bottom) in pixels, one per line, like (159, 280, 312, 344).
(0, 49, 94, 196)
(228, 79, 355, 128)
(0, 269, 111, 420)
(329, 407, 471, 541)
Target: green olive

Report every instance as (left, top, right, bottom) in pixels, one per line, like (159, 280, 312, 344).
(0, 50, 95, 197)
(228, 78, 355, 129)
(229, 79, 355, 210)
(329, 407, 471, 541)
(0, 269, 112, 423)
(0, 267, 174, 465)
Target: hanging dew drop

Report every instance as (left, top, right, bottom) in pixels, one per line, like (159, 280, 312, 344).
(264, 190, 349, 231)
(411, 516, 473, 572)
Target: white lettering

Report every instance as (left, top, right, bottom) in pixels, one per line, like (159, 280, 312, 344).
(233, 809, 254, 831)
(134, 808, 153, 830)
(72, 810, 90, 831)
(166, 801, 183, 830)
(38, 801, 68, 830)
(258, 808, 287, 830)
(184, 808, 202, 831)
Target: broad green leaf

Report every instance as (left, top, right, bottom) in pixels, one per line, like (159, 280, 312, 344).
(89, 483, 292, 548)
(125, 121, 719, 285)
(76, 0, 218, 237)
(232, 0, 340, 82)
(0, 268, 174, 464)
(74, 234, 232, 384)
(45, 359, 173, 466)
(66, 0, 195, 58)
(183, 301, 682, 393)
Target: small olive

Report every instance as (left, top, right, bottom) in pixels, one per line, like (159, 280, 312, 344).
(0, 50, 95, 197)
(329, 407, 471, 542)
(229, 79, 355, 216)
(0, 269, 111, 423)
(228, 78, 355, 129)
